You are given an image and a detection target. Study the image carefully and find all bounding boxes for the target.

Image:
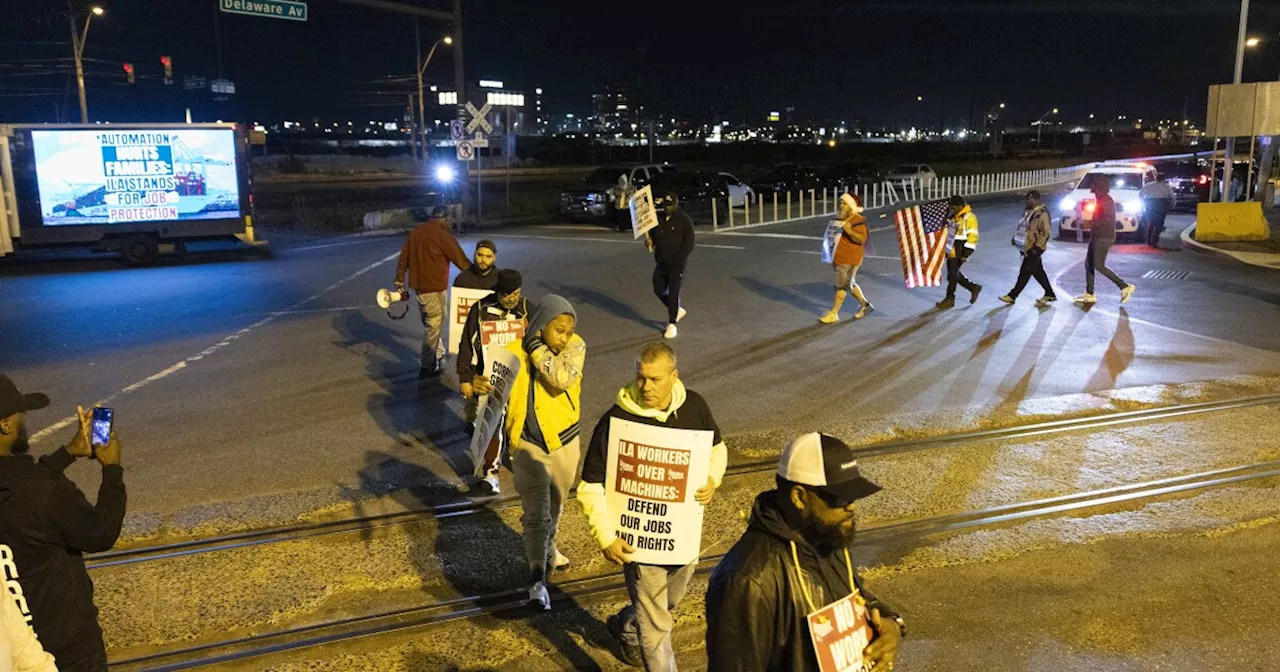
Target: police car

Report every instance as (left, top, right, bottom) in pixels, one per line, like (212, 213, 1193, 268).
(1057, 163, 1158, 241)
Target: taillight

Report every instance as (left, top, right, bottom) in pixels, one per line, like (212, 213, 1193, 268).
(1197, 175, 1208, 185)
(1083, 199, 1097, 214)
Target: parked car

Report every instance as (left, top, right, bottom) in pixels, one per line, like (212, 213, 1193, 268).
(648, 171, 729, 205)
(750, 163, 823, 194)
(718, 172, 755, 207)
(1057, 163, 1157, 241)
(559, 163, 675, 221)
(884, 164, 937, 186)
(820, 161, 883, 191)
(1159, 161, 1211, 211)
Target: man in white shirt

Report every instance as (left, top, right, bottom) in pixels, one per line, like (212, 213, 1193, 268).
(1139, 178, 1176, 248)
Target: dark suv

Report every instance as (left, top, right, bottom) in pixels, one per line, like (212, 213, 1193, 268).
(1159, 161, 1210, 211)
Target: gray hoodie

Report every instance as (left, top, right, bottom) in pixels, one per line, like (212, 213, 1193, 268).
(521, 294, 580, 449)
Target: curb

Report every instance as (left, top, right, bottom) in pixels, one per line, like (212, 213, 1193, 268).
(1180, 223, 1280, 269)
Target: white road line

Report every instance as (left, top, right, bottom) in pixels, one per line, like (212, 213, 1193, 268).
(491, 234, 639, 245)
(1048, 261, 1274, 353)
(269, 306, 366, 316)
(30, 251, 402, 445)
(286, 237, 396, 252)
(699, 244, 747, 250)
(716, 232, 823, 240)
(539, 224, 609, 232)
(787, 250, 898, 261)
(788, 250, 822, 255)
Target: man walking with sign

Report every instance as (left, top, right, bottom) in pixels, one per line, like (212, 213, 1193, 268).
(577, 342, 727, 670)
(394, 205, 472, 378)
(457, 269, 529, 494)
(705, 433, 904, 672)
(645, 192, 695, 340)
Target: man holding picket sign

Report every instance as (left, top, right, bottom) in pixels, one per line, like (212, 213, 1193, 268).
(577, 342, 727, 671)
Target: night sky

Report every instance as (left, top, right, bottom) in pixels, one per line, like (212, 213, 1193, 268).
(3, 0, 1279, 127)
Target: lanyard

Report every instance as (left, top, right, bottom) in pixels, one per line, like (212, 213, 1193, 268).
(789, 540, 858, 614)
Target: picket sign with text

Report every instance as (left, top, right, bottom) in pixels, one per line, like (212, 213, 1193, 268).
(629, 185, 659, 240)
(821, 220, 844, 264)
(445, 287, 495, 356)
(807, 590, 875, 672)
(604, 418, 712, 565)
(467, 347, 521, 471)
(479, 318, 526, 348)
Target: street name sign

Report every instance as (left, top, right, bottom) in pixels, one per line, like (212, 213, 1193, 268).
(220, 0, 308, 21)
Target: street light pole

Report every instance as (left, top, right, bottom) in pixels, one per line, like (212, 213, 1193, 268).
(416, 31, 451, 164)
(68, 3, 102, 124)
(1036, 108, 1057, 154)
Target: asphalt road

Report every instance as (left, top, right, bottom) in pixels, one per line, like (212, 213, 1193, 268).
(2, 192, 1279, 533)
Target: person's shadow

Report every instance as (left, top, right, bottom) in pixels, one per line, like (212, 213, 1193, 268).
(360, 450, 606, 669)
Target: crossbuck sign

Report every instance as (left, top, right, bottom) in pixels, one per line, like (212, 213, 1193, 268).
(465, 102, 494, 134)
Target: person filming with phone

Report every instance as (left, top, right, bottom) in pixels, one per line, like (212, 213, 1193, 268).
(0, 375, 126, 672)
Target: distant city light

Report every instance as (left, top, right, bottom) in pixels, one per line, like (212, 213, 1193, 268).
(479, 80, 504, 88)
(535, 88, 543, 95)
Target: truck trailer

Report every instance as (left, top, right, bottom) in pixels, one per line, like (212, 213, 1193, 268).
(0, 122, 264, 265)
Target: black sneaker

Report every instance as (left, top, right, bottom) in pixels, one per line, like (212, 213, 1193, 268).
(969, 284, 983, 304)
(419, 367, 441, 380)
(935, 297, 956, 309)
(606, 613, 643, 668)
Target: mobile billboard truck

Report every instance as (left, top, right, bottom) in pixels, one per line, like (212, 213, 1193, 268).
(0, 123, 264, 265)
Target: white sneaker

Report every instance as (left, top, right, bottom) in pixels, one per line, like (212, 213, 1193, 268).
(1120, 284, 1135, 304)
(528, 581, 551, 611)
(1074, 293, 1097, 304)
(676, 307, 687, 322)
(551, 549, 570, 571)
(664, 324, 677, 339)
(477, 474, 500, 495)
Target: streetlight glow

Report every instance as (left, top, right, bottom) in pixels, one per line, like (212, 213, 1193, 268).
(1052, 108, 1059, 114)
(91, 6, 104, 15)
(916, 96, 923, 102)
(443, 35, 453, 45)
(1247, 36, 1260, 47)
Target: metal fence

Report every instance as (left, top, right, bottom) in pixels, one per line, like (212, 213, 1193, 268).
(709, 151, 1206, 231)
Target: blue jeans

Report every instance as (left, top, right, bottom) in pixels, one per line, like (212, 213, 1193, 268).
(617, 562, 697, 672)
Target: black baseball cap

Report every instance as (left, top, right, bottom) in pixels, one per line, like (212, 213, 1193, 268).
(777, 433, 882, 503)
(0, 375, 49, 419)
(493, 269, 523, 295)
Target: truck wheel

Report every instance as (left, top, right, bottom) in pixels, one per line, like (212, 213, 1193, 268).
(120, 234, 159, 266)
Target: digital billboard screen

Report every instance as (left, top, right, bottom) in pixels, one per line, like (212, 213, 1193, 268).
(30, 128, 243, 227)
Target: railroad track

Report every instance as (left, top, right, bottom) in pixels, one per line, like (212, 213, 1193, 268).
(109, 458, 1280, 670)
(90, 392, 1280, 570)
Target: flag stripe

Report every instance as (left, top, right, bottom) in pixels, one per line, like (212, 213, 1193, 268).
(892, 199, 950, 288)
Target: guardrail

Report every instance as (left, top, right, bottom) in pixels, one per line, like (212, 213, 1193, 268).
(710, 151, 1207, 231)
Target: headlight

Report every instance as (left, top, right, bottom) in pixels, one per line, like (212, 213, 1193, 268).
(434, 164, 456, 184)
(1124, 200, 1143, 214)
(1059, 197, 1076, 213)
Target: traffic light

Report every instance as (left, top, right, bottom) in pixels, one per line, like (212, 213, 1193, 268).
(160, 55, 172, 85)
(122, 62, 135, 85)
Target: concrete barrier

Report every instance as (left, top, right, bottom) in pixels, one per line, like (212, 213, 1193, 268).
(1194, 202, 1271, 242)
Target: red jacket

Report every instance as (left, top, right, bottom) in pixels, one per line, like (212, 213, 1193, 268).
(395, 219, 470, 293)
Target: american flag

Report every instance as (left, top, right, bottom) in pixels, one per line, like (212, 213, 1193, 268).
(893, 199, 951, 288)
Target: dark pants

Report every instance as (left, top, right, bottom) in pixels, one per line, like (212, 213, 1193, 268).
(652, 262, 684, 324)
(1144, 199, 1170, 247)
(1085, 237, 1126, 294)
(1009, 249, 1054, 299)
(945, 255, 976, 299)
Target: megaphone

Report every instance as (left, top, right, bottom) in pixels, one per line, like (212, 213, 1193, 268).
(377, 288, 407, 309)
(376, 288, 410, 319)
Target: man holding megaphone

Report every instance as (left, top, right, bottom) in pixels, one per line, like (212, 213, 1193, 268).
(393, 205, 472, 378)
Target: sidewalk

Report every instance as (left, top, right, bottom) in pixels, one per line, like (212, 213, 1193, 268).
(1182, 209, 1280, 269)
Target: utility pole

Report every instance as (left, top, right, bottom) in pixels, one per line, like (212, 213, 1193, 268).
(453, 0, 468, 223)
(408, 93, 418, 161)
(1222, 0, 1249, 201)
(413, 21, 423, 162)
(67, 2, 103, 124)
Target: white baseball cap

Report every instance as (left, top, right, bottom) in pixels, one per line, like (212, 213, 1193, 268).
(778, 433, 882, 502)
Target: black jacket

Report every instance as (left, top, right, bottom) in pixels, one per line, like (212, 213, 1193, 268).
(705, 492, 898, 672)
(456, 294, 530, 383)
(452, 265, 499, 291)
(650, 210, 695, 266)
(0, 448, 126, 670)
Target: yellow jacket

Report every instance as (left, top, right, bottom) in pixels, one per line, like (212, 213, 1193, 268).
(503, 335, 586, 452)
(948, 205, 979, 258)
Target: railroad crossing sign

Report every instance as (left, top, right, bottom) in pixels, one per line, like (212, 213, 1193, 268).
(450, 120, 464, 142)
(456, 140, 475, 161)
(465, 101, 494, 134)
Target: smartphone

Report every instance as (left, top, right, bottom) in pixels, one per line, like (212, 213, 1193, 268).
(90, 407, 113, 450)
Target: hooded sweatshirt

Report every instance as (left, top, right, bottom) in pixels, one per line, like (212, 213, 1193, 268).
(504, 295, 586, 453)
(705, 492, 898, 672)
(576, 380, 728, 550)
(0, 590, 55, 672)
(0, 448, 125, 670)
